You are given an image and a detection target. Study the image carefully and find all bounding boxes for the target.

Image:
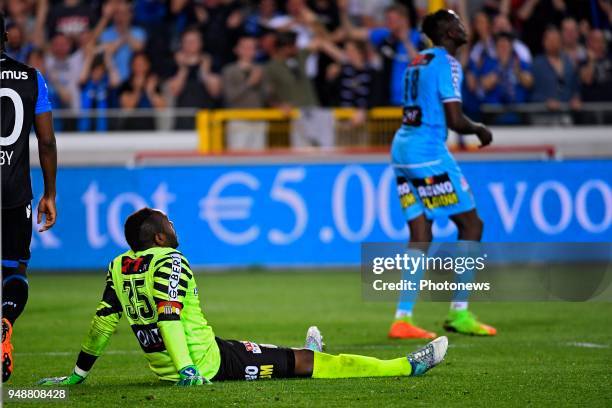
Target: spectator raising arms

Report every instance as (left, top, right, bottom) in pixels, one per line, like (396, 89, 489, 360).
(118, 51, 166, 130)
(561, 17, 588, 68)
(44, 33, 83, 113)
(480, 32, 534, 124)
(342, 4, 421, 106)
(319, 38, 376, 118)
(99, 0, 147, 82)
(468, 11, 494, 68)
(168, 27, 221, 129)
(264, 31, 319, 112)
(78, 43, 121, 132)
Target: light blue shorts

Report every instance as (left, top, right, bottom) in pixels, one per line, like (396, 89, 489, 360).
(391, 132, 476, 221)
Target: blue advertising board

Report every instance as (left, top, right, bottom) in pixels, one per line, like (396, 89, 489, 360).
(29, 159, 611, 269)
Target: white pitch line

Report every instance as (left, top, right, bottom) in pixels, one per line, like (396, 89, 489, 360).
(565, 342, 609, 349)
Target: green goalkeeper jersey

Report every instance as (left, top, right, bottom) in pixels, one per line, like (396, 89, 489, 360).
(80, 247, 221, 381)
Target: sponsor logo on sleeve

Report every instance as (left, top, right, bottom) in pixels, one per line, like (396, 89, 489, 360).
(241, 341, 262, 354)
(168, 253, 182, 300)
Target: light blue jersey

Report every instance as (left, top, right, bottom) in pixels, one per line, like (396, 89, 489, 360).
(391, 47, 475, 221)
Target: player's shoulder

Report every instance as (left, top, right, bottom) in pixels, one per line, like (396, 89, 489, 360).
(439, 49, 461, 72)
(408, 49, 437, 68)
(146, 248, 192, 271)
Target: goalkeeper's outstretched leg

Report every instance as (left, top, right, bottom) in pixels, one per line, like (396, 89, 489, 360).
(209, 328, 448, 382)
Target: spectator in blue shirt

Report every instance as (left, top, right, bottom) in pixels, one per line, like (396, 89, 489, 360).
(479, 32, 534, 124)
(531, 26, 581, 113)
(342, 4, 422, 106)
(99, 1, 147, 82)
(133, 0, 167, 27)
(244, 0, 281, 37)
(78, 44, 121, 132)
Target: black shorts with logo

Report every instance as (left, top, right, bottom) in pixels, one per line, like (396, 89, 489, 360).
(212, 337, 296, 381)
(1, 203, 32, 267)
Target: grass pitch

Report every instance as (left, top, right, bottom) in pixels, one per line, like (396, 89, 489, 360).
(4, 270, 612, 407)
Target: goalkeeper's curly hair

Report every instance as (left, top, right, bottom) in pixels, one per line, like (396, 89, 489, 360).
(421, 9, 458, 46)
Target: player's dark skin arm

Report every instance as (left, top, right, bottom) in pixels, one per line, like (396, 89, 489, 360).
(443, 102, 492, 147)
(33, 111, 57, 232)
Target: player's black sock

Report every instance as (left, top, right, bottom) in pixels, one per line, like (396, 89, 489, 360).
(2, 268, 29, 325)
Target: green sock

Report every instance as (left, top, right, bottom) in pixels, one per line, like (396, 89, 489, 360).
(312, 351, 412, 378)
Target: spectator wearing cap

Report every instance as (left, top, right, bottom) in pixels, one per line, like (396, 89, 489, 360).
(267, 0, 318, 49)
(479, 32, 534, 124)
(99, 0, 147, 82)
(531, 26, 581, 123)
(580, 29, 612, 102)
(342, 4, 422, 106)
(168, 27, 221, 129)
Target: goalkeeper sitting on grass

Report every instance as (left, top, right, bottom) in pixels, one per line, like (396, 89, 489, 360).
(39, 208, 447, 386)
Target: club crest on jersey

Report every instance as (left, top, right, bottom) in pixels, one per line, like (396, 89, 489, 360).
(411, 173, 459, 209)
(121, 254, 154, 274)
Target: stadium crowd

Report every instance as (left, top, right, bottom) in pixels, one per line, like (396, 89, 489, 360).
(1, 0, 612, 131)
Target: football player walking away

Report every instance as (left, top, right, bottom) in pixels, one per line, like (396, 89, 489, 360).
(1, 12, 57, 382)
(388, 10, 497, 339)
(39, 208, 447, 386)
